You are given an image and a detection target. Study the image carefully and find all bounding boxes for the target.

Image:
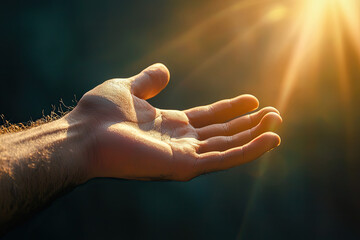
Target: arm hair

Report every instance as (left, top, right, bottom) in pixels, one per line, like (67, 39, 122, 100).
(0, 102, 90, 236)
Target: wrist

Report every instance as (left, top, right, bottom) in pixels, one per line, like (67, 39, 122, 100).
(61, 112, 96, 182)
(0, 114, 94, 183)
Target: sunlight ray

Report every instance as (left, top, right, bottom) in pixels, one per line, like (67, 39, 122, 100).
(180, 12, 277, 87)
(127, 0, 276, 69)
(337, 0, 360, 62)
(277, 0, 327, 112)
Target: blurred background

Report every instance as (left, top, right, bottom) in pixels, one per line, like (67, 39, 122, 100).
(1, 0, 360, 239)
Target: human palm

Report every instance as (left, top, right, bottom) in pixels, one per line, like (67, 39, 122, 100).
(72, 64, 282, 181)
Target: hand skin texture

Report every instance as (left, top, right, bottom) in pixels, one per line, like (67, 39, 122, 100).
(0, 63, 282, 234)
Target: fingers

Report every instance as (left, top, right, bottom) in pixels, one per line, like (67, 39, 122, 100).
(195, 132, 281, 174)
(130, 63, 170, 100)
(197, 112, 282, 153)
(196, 106, 280, 140)
(184, 94, 259, 128)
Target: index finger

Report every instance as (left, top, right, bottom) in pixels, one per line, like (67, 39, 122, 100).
(184, 94, 259, 128)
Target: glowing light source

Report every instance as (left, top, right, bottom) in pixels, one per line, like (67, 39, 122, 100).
(131, 0, 359, 116)
(277, 0, 360, 112)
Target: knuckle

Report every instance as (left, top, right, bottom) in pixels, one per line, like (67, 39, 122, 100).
(225, 135, 233, 148)
(224, 99, 233, 110)
(222, 122, 230, 135)
(207, 104, 215, 114)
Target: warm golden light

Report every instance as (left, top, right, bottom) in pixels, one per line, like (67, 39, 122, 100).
(265, 4, 287, 23)
(277, 0, 360, 112)
(131, 0, 359, 118)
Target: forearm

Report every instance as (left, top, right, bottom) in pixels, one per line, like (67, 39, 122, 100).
(0, 115, 91, 234)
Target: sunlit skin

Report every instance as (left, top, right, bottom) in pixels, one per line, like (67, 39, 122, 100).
(0, 63, 282, 232)
(0, 0, 358, 236)
(72, 63, 282, 181)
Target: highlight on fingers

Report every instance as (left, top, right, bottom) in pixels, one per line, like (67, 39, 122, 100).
(196, 106, 281, 140)
(252, 112, 283, 136)
(185, 94, 259, 128)
(197, 111, 282, 154)
(195, 132, 281, 175)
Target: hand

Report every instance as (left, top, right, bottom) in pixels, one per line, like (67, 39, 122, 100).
(69, 63, 282, 181)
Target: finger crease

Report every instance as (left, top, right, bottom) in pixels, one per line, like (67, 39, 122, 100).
(222, 122, 230, 135)
(225, 99, 233, 110)
(226, 135, 232, 149)
(207, 104, 215, 115)
(248, 129, 253, 139)
(248, 114, 253, 126)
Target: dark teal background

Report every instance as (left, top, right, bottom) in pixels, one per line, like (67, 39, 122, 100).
(1, 0, 360, 239)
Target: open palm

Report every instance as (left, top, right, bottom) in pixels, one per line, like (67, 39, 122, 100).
(72, 64, 282, 181)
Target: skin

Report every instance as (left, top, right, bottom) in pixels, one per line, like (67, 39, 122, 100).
(0, 63, 282, 234)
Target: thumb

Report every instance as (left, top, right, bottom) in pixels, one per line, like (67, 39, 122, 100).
(130, 63, 170, 100)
